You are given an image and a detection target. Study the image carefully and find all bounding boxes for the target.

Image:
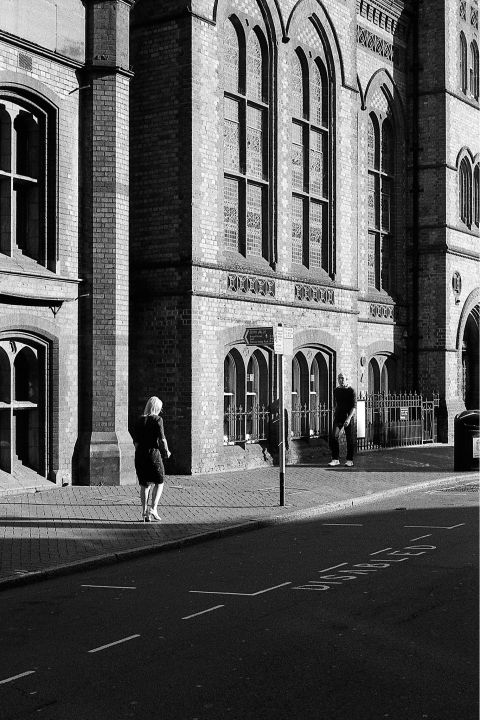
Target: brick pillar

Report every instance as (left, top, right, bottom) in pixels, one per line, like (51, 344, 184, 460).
(76, 0, 135, 485)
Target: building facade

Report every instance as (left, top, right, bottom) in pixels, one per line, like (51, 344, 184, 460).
(130, 0, 479, 474)
(0, 0, 135, 486)
(0, 0, 478, 484)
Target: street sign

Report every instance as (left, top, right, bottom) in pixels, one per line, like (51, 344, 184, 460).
(400, 406, 409, 421)
(274, 325, 293, 355)
(244, 327, 274, 346)
(274, 325, 284, 354)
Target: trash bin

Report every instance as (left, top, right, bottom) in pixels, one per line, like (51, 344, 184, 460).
(454, 410, 480, 471)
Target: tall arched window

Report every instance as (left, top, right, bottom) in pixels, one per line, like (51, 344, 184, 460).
(474, 164, 480, 227)
(0, 94, 55, 269)
(291, 349, 331, 438)
(291, 48, 332, 275)
(460, 32, 468, 93)
(223, 347, 270, 443)
(223, 18, 269, 258)
(471, 41, 479, 99)
(459, 157, 472, 226)
(367, 112, 394, 291)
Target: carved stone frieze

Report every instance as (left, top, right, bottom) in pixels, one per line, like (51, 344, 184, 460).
(227, 273, 275, 297)
(369, 302, 395, 320)
(294, 284, 335, 305)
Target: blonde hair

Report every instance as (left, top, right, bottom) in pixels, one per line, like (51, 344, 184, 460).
(142, 396, 163, 416)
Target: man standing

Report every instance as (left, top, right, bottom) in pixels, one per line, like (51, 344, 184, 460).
(328, 373, 356, 467)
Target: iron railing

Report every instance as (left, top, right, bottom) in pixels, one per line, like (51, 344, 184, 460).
(224, 404, 270, 444)
(224, 393, 440, 449)
(357, 392, 439, 451)
(291, 403, 332, 440)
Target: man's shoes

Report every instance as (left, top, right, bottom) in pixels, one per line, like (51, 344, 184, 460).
(345, 460, 354, 467)
(328, 459, 340, 466)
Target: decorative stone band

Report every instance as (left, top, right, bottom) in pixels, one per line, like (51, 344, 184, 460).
(471, 5, 478, 29)
(357, 25, 405, 67)
(227, 273, 275, 297)
(295, 284, 335, 305)
(369, 302, 395, 320)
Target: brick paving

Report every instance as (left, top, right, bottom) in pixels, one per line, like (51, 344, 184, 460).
(0, 446, 476, 589)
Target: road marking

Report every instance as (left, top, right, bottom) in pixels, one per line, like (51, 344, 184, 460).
(88, 634, 140, 654)
(190, 582, 291, 597)
(0, 671, 36, 685)
(323, 523, 364, 527)
(81, 585, 136, 590)
(317, 563, 347, 573)
(409, 534, 432, 542)
(182, 605, 224, 620)
(404, 524, 465, 530)
(370, 548, 392, 555)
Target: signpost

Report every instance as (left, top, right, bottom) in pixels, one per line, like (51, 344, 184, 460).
(244, 324, 292, 507)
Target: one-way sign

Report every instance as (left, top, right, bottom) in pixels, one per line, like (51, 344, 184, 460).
(244, 326, 274, 346)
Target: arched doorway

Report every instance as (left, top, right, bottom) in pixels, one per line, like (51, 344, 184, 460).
(461, 306, 479, 409)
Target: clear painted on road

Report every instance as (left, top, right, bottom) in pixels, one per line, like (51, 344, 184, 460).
(182, 605, 224, 620)
(0, 670, 35, 685)
(294, 543, 438, 592)
(190, 582, 291, 597)
(88, 634, 141, 654)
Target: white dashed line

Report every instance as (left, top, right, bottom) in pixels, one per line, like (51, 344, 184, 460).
(317, 563, 347, 573)
(88, 634, 141, 654)
(409, 534, 432, 542)
(404, 524, 466, 530)
(189, 582, 291, 597)
(0, 671, 36, 685)
(81, 585, 136, 590)
(182, 605, 224, 620)
(323, 523, 364, 527)
(370, 548, 392, 555)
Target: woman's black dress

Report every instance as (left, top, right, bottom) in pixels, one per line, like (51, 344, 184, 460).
(134, 414, 166, 486)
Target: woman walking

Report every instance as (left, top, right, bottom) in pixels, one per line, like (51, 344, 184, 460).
(133, 396, 171, 521)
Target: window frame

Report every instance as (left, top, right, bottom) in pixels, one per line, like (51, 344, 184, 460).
(222, 15, 271, 261)
(0, 91, 56, 271)
(367, 111, 395, 293)
(290, 46, 334, 277)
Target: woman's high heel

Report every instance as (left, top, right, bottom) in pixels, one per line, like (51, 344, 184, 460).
(148, 509, 161, 521)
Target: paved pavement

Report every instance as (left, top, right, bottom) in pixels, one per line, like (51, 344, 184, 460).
(0, 445, 477, 590)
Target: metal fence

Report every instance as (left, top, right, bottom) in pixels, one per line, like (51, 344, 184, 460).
(223, 404, 270, 444)
(291, 403, 332, 440)
(357, 392, 440, 451)
(224, 392, 440, 449)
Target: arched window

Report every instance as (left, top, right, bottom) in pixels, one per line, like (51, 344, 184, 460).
(291, 350, 331, 438)
(459, 157, 472, 226)
(367, 112, 394, 291)
(460, 32, 468, 93)
(474, 164, 480, 227)
(0, 339, 47, 476)
(0, 94, 55, 268)
(223, 347, 270, 443)
(223, 18, 269, 259)
(471, 41, 479, 99)
(291, 48, 332, 275)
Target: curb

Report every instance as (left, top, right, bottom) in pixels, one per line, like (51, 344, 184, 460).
(0, 472, 474, 592)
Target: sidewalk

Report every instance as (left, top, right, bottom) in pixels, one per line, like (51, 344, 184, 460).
(0, 445, 477, 590)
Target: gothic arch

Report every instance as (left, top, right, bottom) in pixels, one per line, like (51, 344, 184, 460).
(213, 0, 284, 46)
(286, 0, 345, 86)
(363, 68, 405, 131)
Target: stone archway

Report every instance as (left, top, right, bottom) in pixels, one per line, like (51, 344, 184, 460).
(461, 305, 479, 409)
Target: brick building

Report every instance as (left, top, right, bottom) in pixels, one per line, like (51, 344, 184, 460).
(1, 0, 478, 484)
(130, 0, 479, 474)
(0, 0, 135, 486)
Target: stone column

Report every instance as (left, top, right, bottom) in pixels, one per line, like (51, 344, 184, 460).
(76, 0, 135, 485)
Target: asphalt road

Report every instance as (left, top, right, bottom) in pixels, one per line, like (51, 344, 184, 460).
(0, 476, 478, 720)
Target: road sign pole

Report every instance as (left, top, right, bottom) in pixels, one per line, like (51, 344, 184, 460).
(278, 346, 285, 507)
